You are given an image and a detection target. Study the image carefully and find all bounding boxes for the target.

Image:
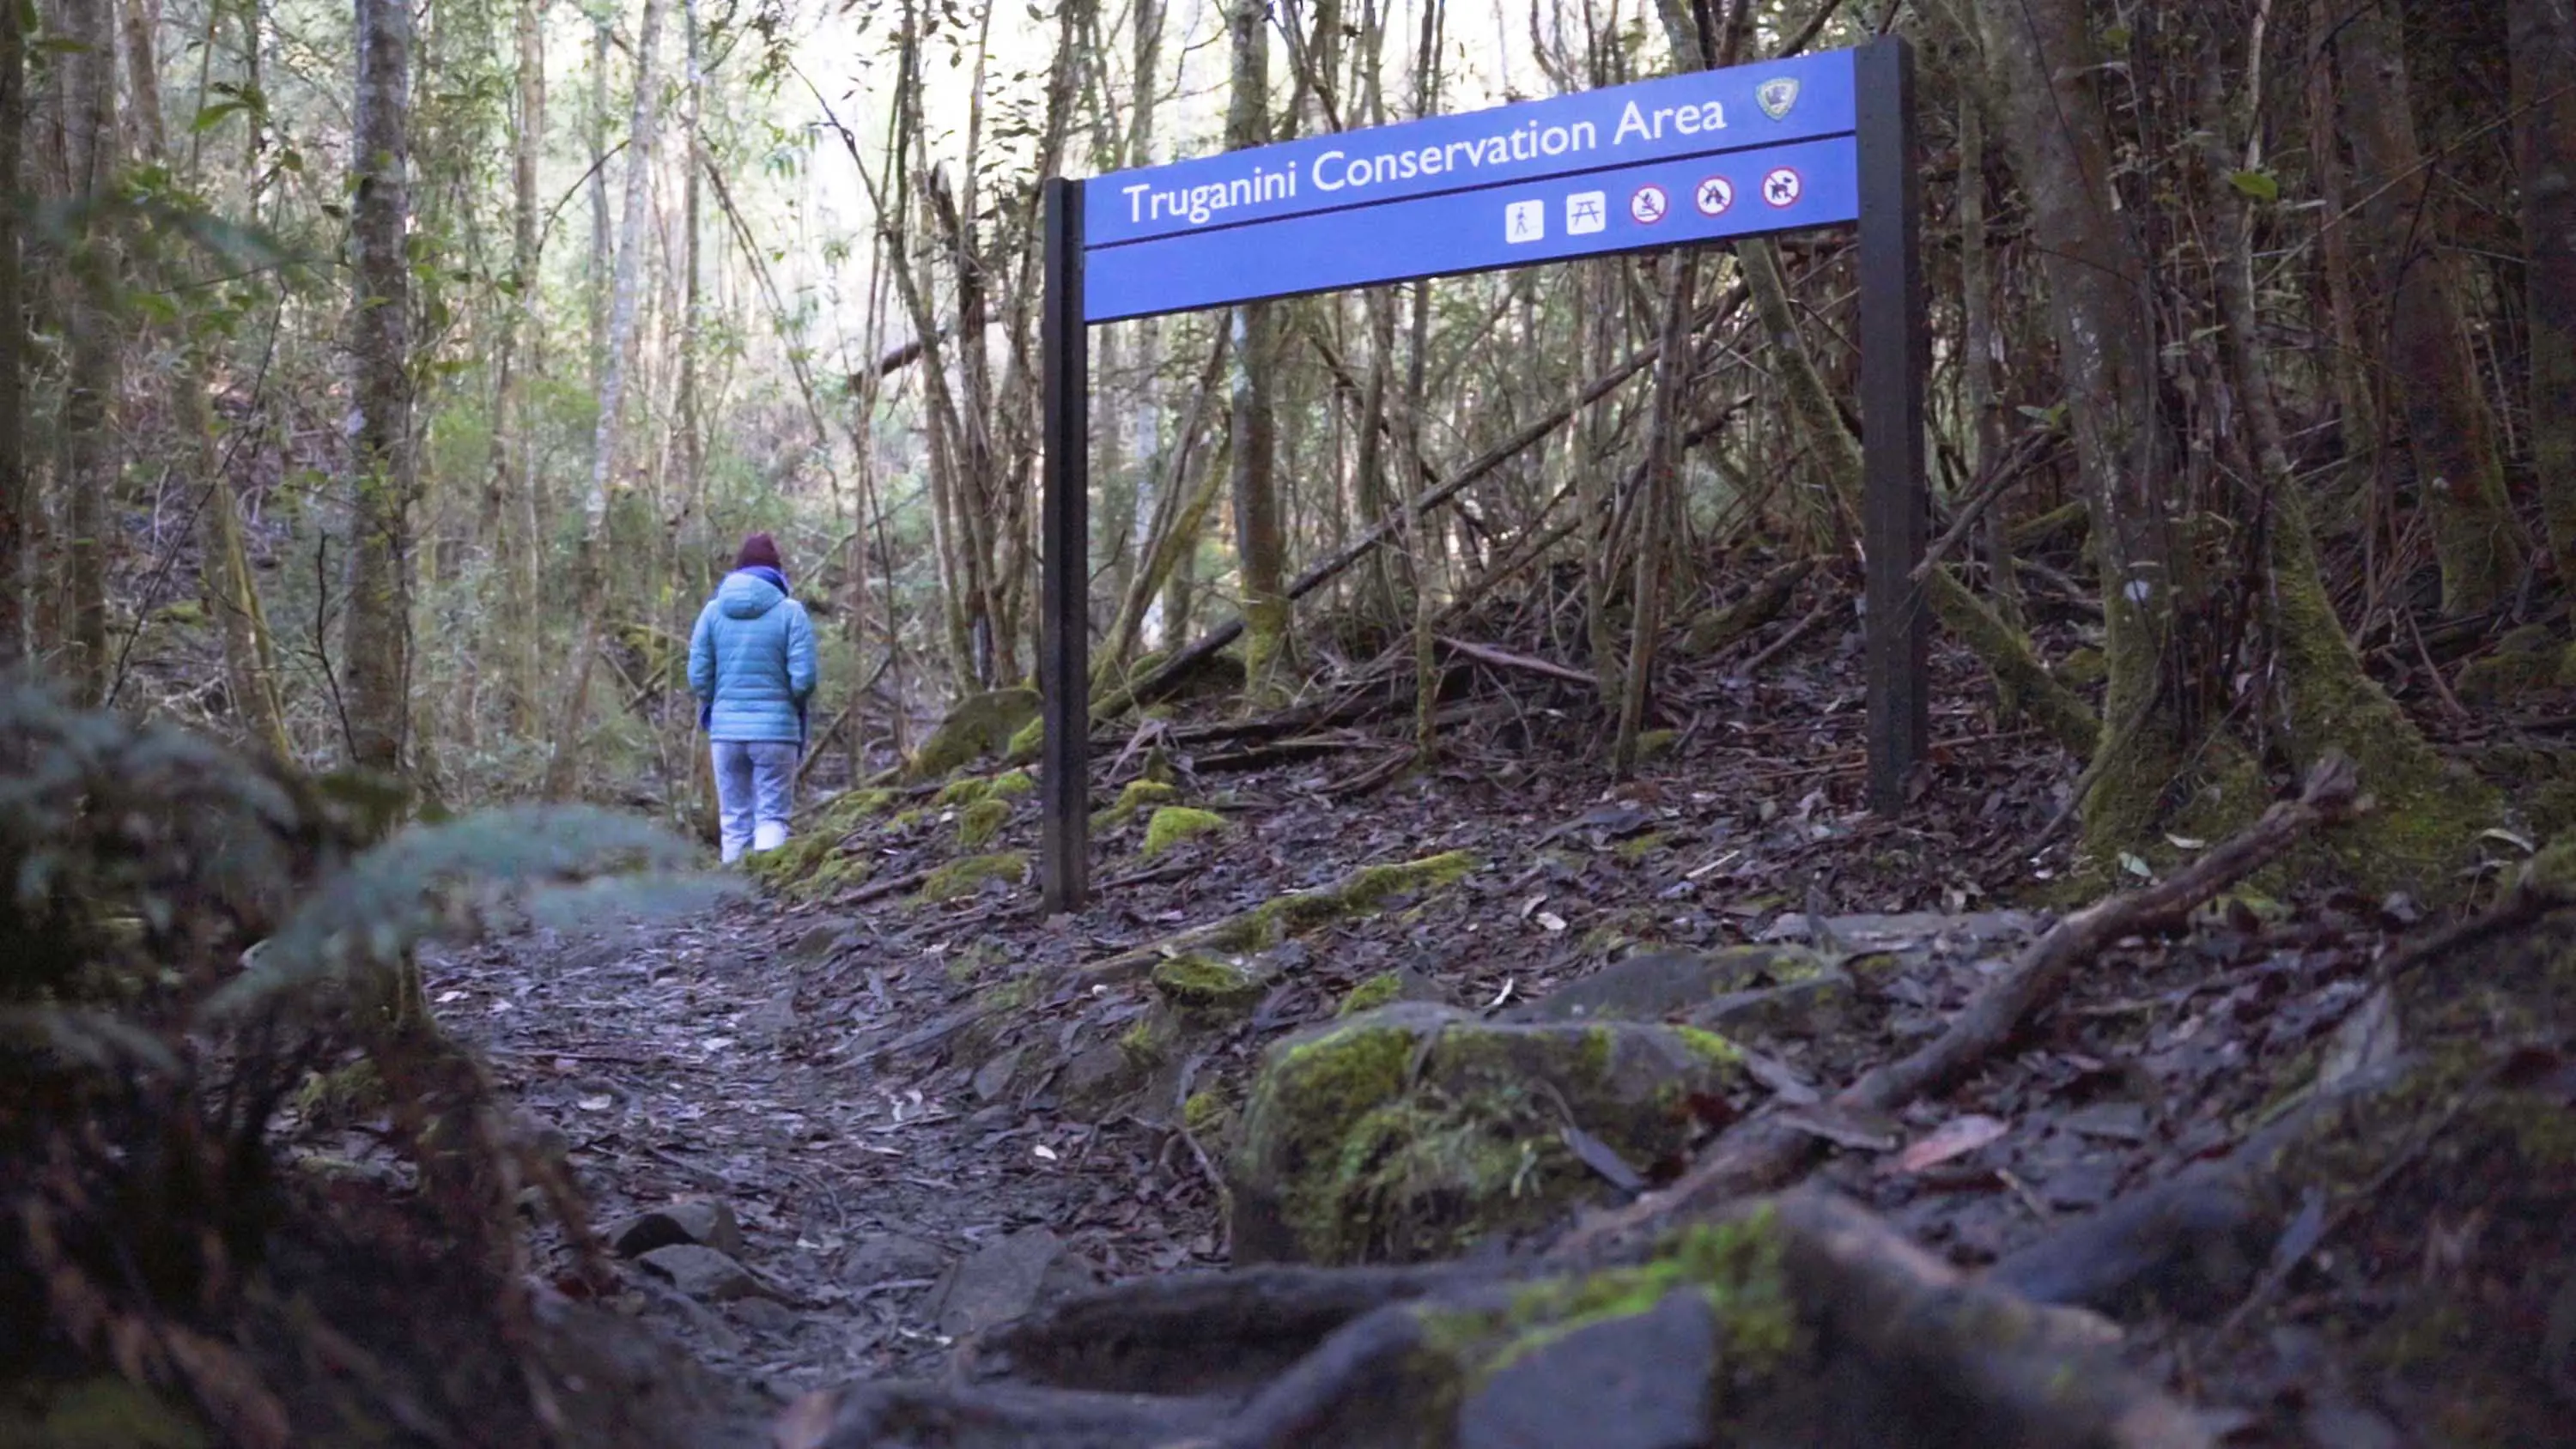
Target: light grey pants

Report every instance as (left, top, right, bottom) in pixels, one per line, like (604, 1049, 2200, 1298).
(713, 740, 799, 862)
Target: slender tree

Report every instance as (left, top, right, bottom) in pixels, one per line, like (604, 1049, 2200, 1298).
(344, 0, 416, 771)
(2514, 0, 2576, 563)
(57, 0, 119, 705)
(545, 0, 667, 797)
(2333, 0, 2526, 612)
(1227, 0, 1288, 707)
(0, 0, 22, 667)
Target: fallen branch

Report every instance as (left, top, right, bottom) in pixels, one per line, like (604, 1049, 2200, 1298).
(1120, 288, 1753, 709)
(1434, 636, 1595, 689)
(1549, 754, 2364, 1259)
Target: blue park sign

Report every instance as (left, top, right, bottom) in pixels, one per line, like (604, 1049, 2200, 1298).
(1036, 42, 1929, 911)
(1084, 48, 1862, 322)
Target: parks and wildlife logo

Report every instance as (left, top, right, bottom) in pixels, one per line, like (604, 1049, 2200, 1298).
(1757, 76, 1800, 119)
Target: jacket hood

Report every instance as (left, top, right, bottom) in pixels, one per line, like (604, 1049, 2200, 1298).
(716, 569, 787, 619)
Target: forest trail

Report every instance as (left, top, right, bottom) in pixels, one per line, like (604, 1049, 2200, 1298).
(428, 896, 1215, 1411)
(410, 618, 2567, 1447)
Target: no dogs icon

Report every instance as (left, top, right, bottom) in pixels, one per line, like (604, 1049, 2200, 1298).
(1695, 177, 1735, 216)
(1629, 184, 1668, 225)
(1762, 167, 1803, 208)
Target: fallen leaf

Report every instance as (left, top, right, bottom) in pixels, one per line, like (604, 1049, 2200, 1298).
(1535, 912, 1567, 933)
(1893, 1114, 2009, 1173)
(1032, 1143, 1059, 1161)
(577, 1095, 613, 1113)
(1485, 979, 1516, 1009)
(1775, 1102, 1902, 1152)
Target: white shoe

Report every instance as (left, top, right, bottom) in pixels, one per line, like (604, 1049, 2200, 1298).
(753, 821, 788, 853)
(720, 838, 746, 864)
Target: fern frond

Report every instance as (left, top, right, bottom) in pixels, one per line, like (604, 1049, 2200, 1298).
(207, 805, 707, 1019)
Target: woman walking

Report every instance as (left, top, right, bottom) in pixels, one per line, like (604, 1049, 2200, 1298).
(688, 532, 818, 863)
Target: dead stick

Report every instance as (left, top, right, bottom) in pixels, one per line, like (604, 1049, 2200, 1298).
(1549, 753, 2363, 1258)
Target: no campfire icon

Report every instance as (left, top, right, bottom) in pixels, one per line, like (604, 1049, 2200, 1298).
(1763, 166, 1803, 208)
(1695, 177, 1735, 216)
(1630, 183, 1668, 225)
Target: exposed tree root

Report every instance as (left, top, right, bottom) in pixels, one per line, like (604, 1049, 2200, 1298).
(780, 1191, 2209, 1449)
(1548, 755, 2362, 1259)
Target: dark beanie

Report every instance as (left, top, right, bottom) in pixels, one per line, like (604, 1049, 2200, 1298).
(735, 532, 783, 573)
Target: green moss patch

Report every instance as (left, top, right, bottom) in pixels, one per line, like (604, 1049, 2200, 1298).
(1150, 952, 1270, 1016)
(956, 797, 1012, 849)
(1094, 779, 1182, 829)
(1208, 851, 1481, 955)
(1230, 1002, 1746, 1264)
(903, 688, 1041, 782)
(1142, 805, 1225, 858)
(1340, 972, 1406, 1016)
(918, 852, 1028, 903)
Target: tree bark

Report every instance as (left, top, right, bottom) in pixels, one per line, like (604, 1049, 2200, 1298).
(509, 0, 547, 732)
(0, 0, 22, 666)
(57, 0, 118, 706)
(1972, 0, 2222, 860)
(1228, 0, 1289, 709)
(2335, 0, 2527, 613)
(544, 0, 666, 797)
(2514, 0, 2576, 565)
(343, 0, 415, 771)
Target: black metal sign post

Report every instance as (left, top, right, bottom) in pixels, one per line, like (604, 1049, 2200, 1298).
(1039, 178, 1089, 914)
(1856, 39, 1929, 814)
(1037, 40, 1927, 912)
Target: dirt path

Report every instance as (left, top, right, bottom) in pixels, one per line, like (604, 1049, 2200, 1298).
(427, 900, 1219, 1416)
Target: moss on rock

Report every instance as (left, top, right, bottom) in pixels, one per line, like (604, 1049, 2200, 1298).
(1142, 805, 1225, 858)
(956, 797, 1012, 849)
(903, 688, 1042, 782)
(1208, 851, 1480, 955)
(1150, 952, 1269, 1016)
(1340, 972, 1407, 1016)
(1094, 778, 1182, 829)
(1230, 1002, 1746, 1264)
(917, 852, 1028, 903)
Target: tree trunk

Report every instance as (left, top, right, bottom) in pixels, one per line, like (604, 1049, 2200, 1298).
(508, 0, 547, 732)
(544, 0, 666, 797)
(1957, 75, 2019, 626)
(1227, 0, 1288, 708)
(2514, 0, 2576, 565)
(2197, 45, 2490, 890)
(1613, 257, 1696, 777)
(587, 11, 611, 392)
(2335, 0, 2527, 613)
(2306, 0, 2376, 475)
(1973, 0, 2215, 860)
(123, 0, 292, 759)
(57, 0, 118, 706)
(0, 0, 22, 667)
(344, 0, 415, 771)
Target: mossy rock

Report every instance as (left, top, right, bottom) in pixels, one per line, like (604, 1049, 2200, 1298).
(746, 787, 896, 896)
(918, 852, 1028, 903)
(1005, 714, 1047, 765)
(1203, 851, 1480, 956)
(1095, 779, 1182, 830)
(955, 797, 1012, 849)
(1142, 805, 1225, 858)
(1632, 731, 1679, 764)
(1150, 952, 1271, 1017)
(1338, 971, 1415, 1016)
(903, 688, 1042, 782)
(1230, 1002, 1746, 1265)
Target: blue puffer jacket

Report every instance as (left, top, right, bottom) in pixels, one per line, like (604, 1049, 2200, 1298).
(688, 568, 818, 743)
